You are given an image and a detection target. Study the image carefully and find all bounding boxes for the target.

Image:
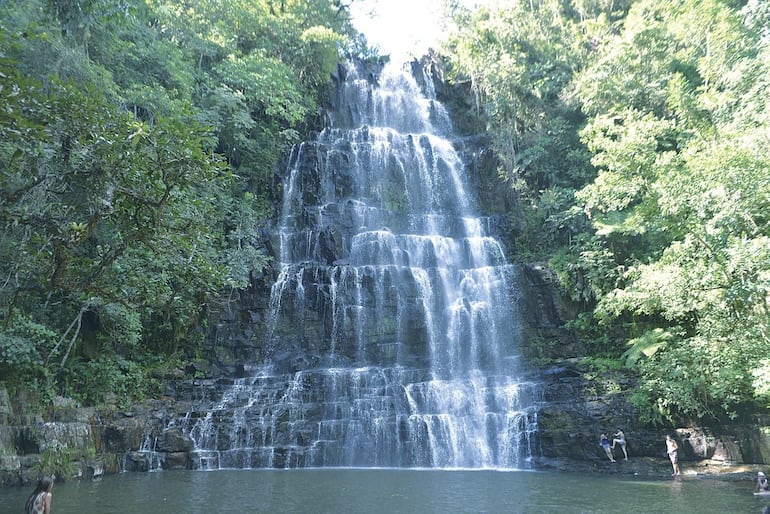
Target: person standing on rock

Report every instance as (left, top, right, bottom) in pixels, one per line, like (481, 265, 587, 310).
(25, 475, 53, 514)
(612, 429, 628, 461)
(666, 434, 681, 476)
(600, 433, 615, 462)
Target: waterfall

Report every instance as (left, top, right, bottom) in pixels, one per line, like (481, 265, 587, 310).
(184, 59, 540, 469)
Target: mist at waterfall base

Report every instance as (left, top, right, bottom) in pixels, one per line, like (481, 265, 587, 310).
(0, 470, 763, 514)
(179, 59, 540, 470)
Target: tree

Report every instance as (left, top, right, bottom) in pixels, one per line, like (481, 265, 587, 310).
(443, 0, 770, 423)
(0, 0, 356, 406)
(570, 0, 770, 422)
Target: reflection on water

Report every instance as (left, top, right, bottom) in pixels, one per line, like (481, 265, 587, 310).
(0, 469, 764, 513)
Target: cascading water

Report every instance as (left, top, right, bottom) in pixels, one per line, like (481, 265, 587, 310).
(184, 59, 540, 469)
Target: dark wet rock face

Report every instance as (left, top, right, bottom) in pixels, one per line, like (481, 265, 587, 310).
(3, 58, 770, 485)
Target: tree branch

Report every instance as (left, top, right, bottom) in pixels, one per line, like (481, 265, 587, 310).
(45, 304, 87, 367)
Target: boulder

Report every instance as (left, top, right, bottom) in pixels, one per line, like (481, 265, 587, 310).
(156, 427, 194, 453)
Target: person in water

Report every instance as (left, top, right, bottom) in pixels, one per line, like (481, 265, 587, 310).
(757, 471, 770, 492)
(611, 429, 628, 461)
(600, 433, 615, 462)
(666, 434, 681, 476)
(25, 476, 53, 514)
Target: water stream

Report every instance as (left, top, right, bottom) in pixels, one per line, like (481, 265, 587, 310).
(181, 59, 539, 469)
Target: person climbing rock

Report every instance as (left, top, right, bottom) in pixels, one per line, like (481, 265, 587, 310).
(612, 429, 628, 461)
(600, 433, 615, 462)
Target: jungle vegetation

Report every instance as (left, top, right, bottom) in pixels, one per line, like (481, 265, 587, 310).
(0, 0, 360, 406)
(443, 0, 770, 424)
(1, 0, 768, 427)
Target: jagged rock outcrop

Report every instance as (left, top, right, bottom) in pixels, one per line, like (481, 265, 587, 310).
(0, 390, 199, 485)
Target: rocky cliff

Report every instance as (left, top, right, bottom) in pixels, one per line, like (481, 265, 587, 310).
(4, 261, 770, 485)
(3, 265, 770, 484)
(3, 57, 770, 484)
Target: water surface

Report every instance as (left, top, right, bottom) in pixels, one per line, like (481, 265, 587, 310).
(0, 469, 764, 513)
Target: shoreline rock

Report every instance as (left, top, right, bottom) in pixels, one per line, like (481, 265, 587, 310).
(4, 368, 770, 487)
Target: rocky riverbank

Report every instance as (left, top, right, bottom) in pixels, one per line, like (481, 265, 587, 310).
(538, 455, 767, 481)
(4, 361, 770, 487)
(0, 387, 194, 486)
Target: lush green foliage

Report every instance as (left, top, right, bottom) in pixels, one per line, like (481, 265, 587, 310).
(3, 0, 767, 429)
(445, 0, 770, 424)
(0, 0, 356, 407)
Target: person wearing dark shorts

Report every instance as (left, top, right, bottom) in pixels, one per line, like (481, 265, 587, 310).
(600, 433, 615, 462)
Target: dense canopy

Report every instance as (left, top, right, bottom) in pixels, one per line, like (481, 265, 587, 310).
(0, 0, 357, 404)
(444, 0, 770, 423)
(1, 0, 768, 426)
